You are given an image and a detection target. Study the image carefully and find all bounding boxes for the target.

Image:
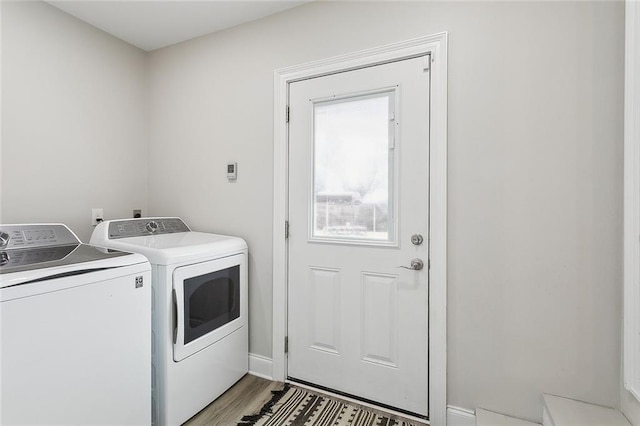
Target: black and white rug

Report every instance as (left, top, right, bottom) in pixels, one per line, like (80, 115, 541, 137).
(238, 385, 423, 426)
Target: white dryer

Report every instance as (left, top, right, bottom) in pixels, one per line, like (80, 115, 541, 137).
(90, 217, 248, 426)
(0, 223, 151, 425)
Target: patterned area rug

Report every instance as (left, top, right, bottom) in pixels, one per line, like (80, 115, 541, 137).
(238, 385, 423, 426)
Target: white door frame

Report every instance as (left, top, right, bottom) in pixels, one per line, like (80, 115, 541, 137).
(272, 33, 448, 425)
(624, 0, 640, 402)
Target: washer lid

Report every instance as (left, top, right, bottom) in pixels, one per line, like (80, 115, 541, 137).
(0, 224, 148, 289)
(0, 244, 130, 274)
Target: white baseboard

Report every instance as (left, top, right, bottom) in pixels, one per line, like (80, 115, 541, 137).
(248, 353, 273, 380)
(447, 405, 476, 426)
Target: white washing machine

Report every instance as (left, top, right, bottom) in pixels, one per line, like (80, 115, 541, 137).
(90, 217, 248, 426)
(0, 223, 152, 425)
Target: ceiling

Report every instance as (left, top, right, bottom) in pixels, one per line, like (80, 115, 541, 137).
(46, 1, 310, 51)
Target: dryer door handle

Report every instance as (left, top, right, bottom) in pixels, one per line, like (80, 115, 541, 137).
(172, 289, 178, 345)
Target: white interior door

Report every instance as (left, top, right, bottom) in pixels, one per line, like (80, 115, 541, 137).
(287, 55, 430, 417)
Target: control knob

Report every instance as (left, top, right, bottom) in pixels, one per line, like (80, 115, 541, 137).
(146, 221, 159, 233)
(0, 231, 10, 249)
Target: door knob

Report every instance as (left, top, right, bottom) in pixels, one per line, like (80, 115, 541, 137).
(398, 258, 424, 271)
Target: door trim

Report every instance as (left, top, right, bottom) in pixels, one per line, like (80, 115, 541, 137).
(624, 0, 640, 402)
(272, 33, 448, 425)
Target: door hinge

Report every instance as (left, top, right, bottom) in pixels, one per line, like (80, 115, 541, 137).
(423, 54, 432, 72)
(284, 336, 289, 353)
(285, 220, 290, 239)
(286, 106, 290, 123)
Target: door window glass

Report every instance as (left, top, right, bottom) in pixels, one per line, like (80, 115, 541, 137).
(182, 265, 240, 344)
(312, 91, 396, 243)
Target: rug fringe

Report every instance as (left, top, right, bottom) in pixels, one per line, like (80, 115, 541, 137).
(238, 384, 291, 426)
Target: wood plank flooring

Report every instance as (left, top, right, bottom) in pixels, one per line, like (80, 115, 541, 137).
(184, 374, 284, 425)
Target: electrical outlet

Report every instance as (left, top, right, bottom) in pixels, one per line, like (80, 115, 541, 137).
(133, 209, 142, 218)
(91, 208, 104, 226)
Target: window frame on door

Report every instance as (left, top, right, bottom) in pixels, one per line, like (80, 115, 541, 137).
(309, 87, 399, 246)
(272, 33, 448, 425)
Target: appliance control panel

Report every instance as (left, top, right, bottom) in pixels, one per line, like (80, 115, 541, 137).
(1, 245, 77, 269)
(0, 224, 80, 250)
(108, 218, 190, 239)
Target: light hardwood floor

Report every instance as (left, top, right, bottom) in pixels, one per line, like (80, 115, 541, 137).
(184, 375, 284, 426)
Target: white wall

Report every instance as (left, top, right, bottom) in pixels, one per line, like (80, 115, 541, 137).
(148, 1, 624, 422)
(1, 1, 148, 242)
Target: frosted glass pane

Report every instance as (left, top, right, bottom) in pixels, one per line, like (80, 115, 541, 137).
(313, 92, 394, 242)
